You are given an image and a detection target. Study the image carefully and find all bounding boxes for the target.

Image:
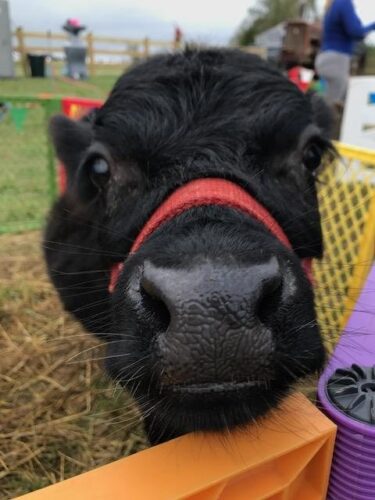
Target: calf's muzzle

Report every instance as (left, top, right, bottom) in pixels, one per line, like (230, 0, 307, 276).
(109, 178, 314, 392)
(140, 258, 282, 387)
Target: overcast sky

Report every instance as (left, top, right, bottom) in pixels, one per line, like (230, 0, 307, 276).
(7, 0, 375, 44)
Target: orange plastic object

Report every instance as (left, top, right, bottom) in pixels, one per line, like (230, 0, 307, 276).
(17, 393, 335, 500)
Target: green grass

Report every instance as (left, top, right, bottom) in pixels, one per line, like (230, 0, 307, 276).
(0, 105, 51, 232)
(0, 74, 118, 98)
(0, 72, 118, 234)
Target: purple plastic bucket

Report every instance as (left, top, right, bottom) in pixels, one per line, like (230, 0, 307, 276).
(318, 265, 375, 500)
(333, 449, 375, 473)
(328, 477, 375, 499)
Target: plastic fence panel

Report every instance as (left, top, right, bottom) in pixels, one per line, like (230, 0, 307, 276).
(0, 96, 60, 234)
(313, 143, 375, 351)
(0, 96, 102, 234)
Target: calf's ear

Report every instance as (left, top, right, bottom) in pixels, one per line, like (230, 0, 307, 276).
(308, 92, 333, 139)
(49, 114, 93, 185)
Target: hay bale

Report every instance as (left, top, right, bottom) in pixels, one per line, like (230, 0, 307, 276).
(0, 232, 147, 499)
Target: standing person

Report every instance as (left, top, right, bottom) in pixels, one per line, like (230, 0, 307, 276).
(315, 0, 375, 106)
(62, 18, 87, 80)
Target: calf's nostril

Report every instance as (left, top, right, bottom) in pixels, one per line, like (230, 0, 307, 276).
(140, 276, 171, 333)
(255, 272, 283, 326)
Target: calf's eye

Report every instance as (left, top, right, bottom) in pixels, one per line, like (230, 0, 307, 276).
(92, 158, 109, 174)
(89, 156, 110, 190)
(303, 144, 323, 171)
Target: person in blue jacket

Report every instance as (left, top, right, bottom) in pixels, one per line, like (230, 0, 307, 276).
(315, 0, 375, 105)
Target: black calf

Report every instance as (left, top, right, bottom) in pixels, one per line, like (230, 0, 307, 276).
(44, 49, 331, 444)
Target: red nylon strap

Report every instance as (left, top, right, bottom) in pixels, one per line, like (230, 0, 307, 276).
(109, 178, 312, 292)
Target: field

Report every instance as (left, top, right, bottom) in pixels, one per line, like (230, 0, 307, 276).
(0, 73, 147, 499)
(2, 61, 374, 498)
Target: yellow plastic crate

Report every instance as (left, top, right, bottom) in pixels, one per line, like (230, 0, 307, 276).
(313, 142, 375, 352)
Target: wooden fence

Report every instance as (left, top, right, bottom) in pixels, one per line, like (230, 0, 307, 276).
(13, 27, 182, 76)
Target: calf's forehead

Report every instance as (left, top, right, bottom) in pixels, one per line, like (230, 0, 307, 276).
(113, 61, 304, 107)
(94, 53, 312, 156)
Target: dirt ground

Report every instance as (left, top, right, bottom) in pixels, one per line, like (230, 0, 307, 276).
(0, 231, 147, 499)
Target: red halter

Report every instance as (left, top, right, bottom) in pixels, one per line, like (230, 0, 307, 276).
(109, 178, 312, 292)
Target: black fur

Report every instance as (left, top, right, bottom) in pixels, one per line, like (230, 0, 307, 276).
(44, 49, 330, 445)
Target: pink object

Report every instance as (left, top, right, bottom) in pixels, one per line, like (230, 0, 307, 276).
(68, 18, 81, 27)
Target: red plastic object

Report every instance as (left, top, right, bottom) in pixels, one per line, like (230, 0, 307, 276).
(58, 97, 103, 194)
(61, 97, 103, 120)
(17, 393, 336, 500)
(57, 163, 67, 194)
(288, 66, 314, 93)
